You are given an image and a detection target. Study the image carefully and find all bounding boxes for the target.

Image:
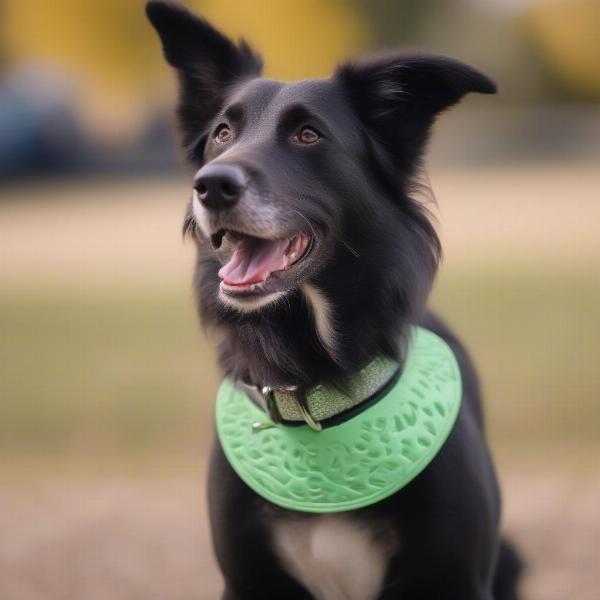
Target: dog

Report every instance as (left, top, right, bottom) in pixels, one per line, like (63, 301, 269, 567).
(146, 2, 522, 598)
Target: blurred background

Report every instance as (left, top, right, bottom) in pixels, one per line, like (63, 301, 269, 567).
(1, 0, 599, 598)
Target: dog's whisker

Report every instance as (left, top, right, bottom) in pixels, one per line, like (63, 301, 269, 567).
(292, 209, 318, 241)
(285, 295, 292, 312)
(182, 211, 197, 240)
(340, 239, 360, 258)
(292, 207, 359, 259)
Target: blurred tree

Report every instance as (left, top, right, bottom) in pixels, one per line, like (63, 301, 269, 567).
(4, 0, 369, 139)
(351, 0, 452, 48)
(186, 0, 368, 79)
(5, 1, 159, 90)
(523, 0, 600, 102)
(3, 0, 370, 85)
(4, 0, 166, 140)
(0, 0, 8, 70)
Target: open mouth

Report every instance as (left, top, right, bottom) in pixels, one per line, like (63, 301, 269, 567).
(212, 229, 311, 295)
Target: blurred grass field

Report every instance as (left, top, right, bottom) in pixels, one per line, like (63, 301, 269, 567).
(1, 164, 600, 599)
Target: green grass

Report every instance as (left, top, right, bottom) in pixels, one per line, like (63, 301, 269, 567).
(0, 286, 217, 453)
(432, 267, 600, 445)
(1, 268, 599, 457)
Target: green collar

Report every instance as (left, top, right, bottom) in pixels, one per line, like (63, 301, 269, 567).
(215, 326, 462, 513)
(236, 355, 400, 431)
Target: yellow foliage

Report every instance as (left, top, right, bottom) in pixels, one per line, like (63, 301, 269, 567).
(5, 0, 159, 89)
(187, 0, 368, 80)
(526, 0, 600, 99)
(4, 0, 368, 137)
(4, 0, 368, 89)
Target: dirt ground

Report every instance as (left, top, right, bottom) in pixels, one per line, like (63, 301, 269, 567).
(1, 462, 598, 600)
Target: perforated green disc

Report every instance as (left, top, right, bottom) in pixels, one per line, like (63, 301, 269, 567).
(215, 327, 461, 513)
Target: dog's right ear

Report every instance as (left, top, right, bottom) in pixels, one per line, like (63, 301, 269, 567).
(146, 1, 262, 155)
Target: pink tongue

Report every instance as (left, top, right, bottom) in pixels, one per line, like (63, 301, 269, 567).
(218, 238, 290, 285)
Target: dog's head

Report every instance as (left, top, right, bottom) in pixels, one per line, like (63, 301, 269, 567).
(147, 1, 496, 379)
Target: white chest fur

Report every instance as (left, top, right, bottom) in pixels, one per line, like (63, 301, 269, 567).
(273, 515, 396, 600)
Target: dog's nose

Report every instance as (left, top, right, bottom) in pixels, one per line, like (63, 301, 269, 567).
(194, 164, 245, 211)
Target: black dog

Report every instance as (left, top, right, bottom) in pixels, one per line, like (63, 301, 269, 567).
(147, 2, 522, 598)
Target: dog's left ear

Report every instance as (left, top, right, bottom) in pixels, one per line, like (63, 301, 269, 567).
(146, 1, 262, 154)
(336, 53, 497, 173)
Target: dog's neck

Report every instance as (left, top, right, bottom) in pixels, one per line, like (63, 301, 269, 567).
(216, 300, 406, 390)
(200, 269, 413, 390)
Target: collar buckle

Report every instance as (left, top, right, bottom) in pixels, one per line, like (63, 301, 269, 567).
(295, 392, 322, 432)
(237, 381, 283, 424)
(260, 386, 284, 425)
(237, 381, 322, 432)
(265, 385, 322, 432)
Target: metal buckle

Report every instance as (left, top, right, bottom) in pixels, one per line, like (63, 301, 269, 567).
(237, 381, 322, 432)
(296, 392, 322, 432)
(260, 386, 284, 425)
(236, 381, 283, 424)
(269, 385, 322, 431)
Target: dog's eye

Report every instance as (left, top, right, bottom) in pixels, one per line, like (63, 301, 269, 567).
(292, 126, 320, 145)
(214, 124, 233, 144)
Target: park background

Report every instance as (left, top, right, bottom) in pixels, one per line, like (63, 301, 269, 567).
(1, 0, 599, 598)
